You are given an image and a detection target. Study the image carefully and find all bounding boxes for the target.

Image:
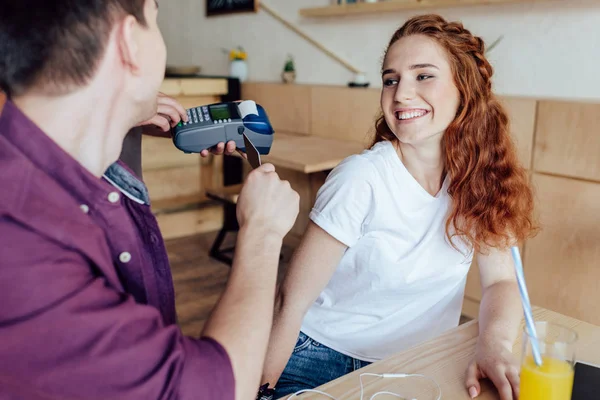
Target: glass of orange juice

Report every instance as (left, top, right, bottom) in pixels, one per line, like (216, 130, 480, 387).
(520, 321, 578, 400)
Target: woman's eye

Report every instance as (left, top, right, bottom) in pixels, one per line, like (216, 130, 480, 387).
(417, 74, 433, 81)
(383, 78, 398, 86)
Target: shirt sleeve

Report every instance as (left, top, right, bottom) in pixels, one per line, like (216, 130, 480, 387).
(0, 217, 235, 400)
(309, 155, 376, 247)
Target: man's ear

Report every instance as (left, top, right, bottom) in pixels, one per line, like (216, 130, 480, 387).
(117, 15, 141, 75)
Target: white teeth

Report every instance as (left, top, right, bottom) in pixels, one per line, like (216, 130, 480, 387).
(396, 110, 426, 120)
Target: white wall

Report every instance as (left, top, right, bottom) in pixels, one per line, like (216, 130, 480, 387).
(158, 0, 600, 100)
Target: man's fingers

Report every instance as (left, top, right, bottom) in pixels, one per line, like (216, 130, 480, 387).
(257, 163, 275, 173)
(156, 105, 180, 127)
(236, 148, 248, 159)
(144, 115, 170, 132)
(225, 140, 237, 154)
(211, 142, 225, 155)
(157, 93, 188, 122)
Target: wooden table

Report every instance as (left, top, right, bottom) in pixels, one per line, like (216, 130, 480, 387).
(260, 132, 366, 173)
(289, 307, 600, 399)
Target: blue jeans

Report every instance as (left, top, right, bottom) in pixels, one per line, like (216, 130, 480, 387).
(275, 331, 371, 398)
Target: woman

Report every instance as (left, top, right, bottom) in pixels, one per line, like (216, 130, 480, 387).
(259, 14, 536, 400)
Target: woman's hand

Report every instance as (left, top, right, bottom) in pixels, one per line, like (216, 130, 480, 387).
(465, 337, 520, 399)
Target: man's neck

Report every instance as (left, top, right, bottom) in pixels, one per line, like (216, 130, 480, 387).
(13, 85, 132, 178)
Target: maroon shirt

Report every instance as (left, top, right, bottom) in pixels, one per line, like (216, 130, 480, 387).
(0, 101, 234, 400)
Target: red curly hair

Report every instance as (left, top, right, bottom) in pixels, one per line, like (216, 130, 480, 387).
(372, 14, 537, 251)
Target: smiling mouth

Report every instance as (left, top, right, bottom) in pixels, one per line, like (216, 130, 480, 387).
(395, 110, 430, 121)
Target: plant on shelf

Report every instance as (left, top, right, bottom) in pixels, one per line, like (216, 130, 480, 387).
(281, 54, 296, 84)
(227, 46, 248, 82)
(229, 46, 247, 61)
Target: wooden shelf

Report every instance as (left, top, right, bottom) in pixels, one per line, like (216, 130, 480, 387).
(299, 0, 557, 17)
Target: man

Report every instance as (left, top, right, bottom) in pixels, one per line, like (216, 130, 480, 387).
(0, 1, 299, 399)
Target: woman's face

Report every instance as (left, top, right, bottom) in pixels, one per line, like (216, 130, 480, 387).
(380, 34, 460, 145)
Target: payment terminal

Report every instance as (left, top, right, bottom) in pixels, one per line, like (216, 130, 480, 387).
(172, 100, 274, 155)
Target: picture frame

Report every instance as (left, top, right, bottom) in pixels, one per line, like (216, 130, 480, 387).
(206, 0, 259, 17)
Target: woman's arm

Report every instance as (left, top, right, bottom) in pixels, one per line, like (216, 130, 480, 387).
(465, 246, 522, 400)
(260, 221, 347, 388)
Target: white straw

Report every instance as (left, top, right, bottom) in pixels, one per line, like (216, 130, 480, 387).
(511, 246, 543, 366)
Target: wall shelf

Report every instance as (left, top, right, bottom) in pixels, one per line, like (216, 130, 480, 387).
(299, 0, 559, 17)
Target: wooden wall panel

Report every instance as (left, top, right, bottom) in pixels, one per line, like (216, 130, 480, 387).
(499, 96, 537, 169)
(310, 86, 380, 145)
(142, 136, 200, 171)
(172, 95, 219, 109)
(242, 82, 311, 135)
(156, 205, 223, 240)
(533, 100, 600, 181)
(523, 173, 600, 325)
(144, 165, 202, 202)
(160, 79, 228, 97)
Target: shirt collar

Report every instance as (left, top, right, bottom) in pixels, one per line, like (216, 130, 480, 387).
(0, 100, 121, 208)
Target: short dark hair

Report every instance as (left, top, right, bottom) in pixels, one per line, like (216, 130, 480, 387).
(0, 0, 147, 97)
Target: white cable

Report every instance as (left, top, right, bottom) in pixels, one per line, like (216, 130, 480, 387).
(284, 372, 441, 400)
(286, 389, 337, 399)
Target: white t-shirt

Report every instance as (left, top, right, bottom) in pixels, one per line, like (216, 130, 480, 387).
(301, 140, 474, 362)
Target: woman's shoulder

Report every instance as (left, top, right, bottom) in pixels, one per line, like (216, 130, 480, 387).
(334, 140, 393, 177)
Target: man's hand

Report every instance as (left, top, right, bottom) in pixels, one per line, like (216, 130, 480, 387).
(465, 337, 520, 399)
(236, 163, 299, 239)
(200, 140, 244, 159)
(136, 92, 188, 137)
(137, 92, 243, 158)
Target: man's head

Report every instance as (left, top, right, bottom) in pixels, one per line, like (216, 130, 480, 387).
(0, 0, 165, 124)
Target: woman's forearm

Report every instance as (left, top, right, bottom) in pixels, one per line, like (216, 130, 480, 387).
(260, 293, 306, 388)
(478, 280, 522, 348)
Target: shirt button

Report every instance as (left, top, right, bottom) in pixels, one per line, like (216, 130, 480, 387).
(108, 192, 120, 203)
(80, 204, 89, 214)
(119, 252, 132, 263)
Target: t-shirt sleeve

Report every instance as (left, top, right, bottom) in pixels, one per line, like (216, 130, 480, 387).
(309, 155, 376, 247)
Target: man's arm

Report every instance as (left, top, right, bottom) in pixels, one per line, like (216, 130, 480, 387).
(0, 216, 234, 400)
(0, 165, 298, 400)
(202, 164, 300, 400)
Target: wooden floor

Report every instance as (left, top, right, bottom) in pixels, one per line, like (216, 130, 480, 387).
(165, 231, 294, 336)
(166, 231, 471, 337)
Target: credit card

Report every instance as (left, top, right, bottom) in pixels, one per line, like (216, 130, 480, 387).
(243, 132, 262, 169)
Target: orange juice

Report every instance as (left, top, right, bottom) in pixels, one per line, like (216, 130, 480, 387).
(520, 356, 574, 400)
